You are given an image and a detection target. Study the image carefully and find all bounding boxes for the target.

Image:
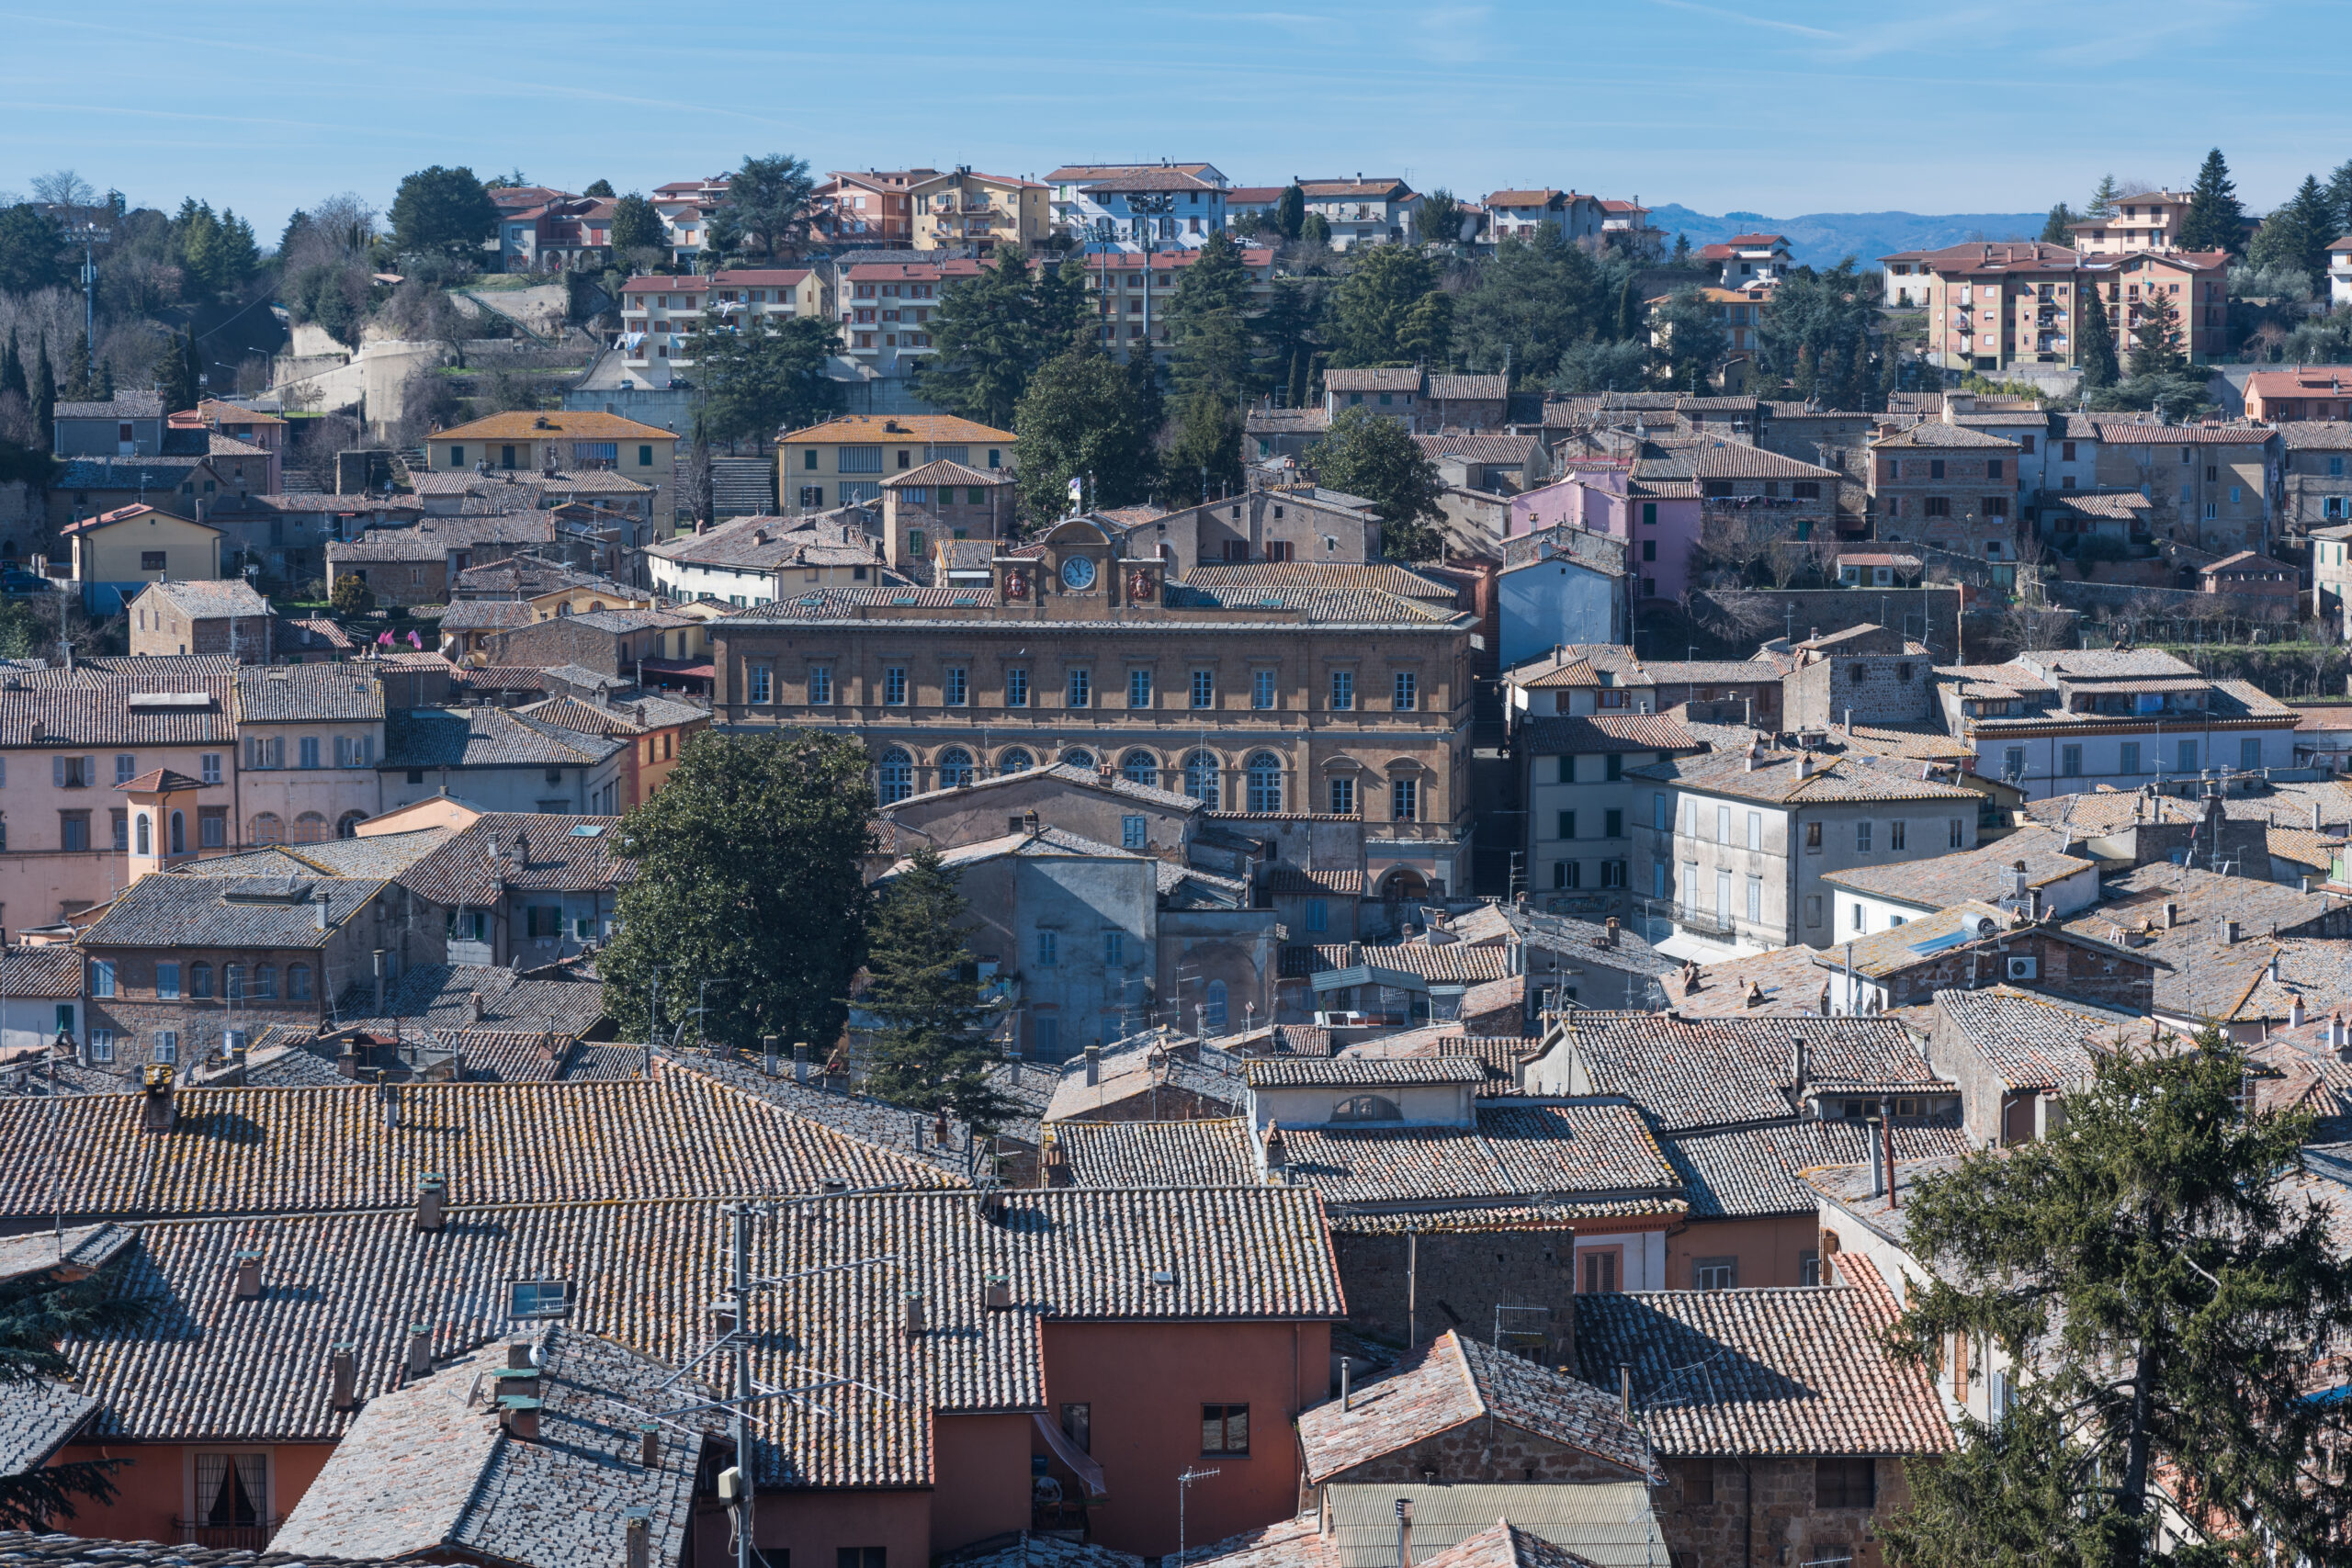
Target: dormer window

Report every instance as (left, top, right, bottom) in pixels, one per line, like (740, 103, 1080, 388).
(1332, 1094, 1404, 1122)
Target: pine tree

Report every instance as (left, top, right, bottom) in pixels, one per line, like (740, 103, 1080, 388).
(0, 1258, 152, 1529)
(2086, 175, 2120, 220)
(184, 328, 204, 406)
(857, 846, 1018, 1130)
(2327, 158, 2352, 244)
(2075, 284, 2120, 389)
(2127, 287, 2186, 380)
(153, 329, 196, 413)
(2039, 203, 2076, 246)
(1167, 390, 1243, 506)
(60, 330, 94, 401)
(2176, 148, 2245, 254)
(1167, 230, 1255, 404)
(1881, 1032, 2352, 1568)
(1669, 231, 1692, 267)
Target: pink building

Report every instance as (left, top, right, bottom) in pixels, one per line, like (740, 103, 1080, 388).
(1510, 463, 1700, 603)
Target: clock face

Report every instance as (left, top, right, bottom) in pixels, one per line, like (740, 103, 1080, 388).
(1060, 555, 1098, 590)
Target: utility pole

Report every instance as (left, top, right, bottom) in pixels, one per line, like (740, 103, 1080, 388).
(74, 222, 109, 385)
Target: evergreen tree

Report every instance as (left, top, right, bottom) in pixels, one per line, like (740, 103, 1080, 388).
(1548, 337, 1650, 395)
(1756, 259, 1879, 410)
(1881, 1032, 2352, 1568)
(583, 178, 616, 198)
(2127, 286, 2187, 380)
(1300, 212, 1330, 247)
(1166, 230, 1255, 403)
(2075, 283, 2120, 389)
(1012, 347, 1161, 521)
(1329, 244, 1442, 367)
(685, 313, 845, 446)
(1166, 390, 1243, 506)
(60, 330, 94, 402)
(2086, 174, 2120, 220)
(1650, 286, 1727, 393)
(184, 329, 204, 405)
(1397, 288, 1453, 368)
(1124, 340, 1163, 451)
(857, 846, 1018, 1130)
(389, 164, 501, 261)
(916, 247, 1090, 432)
(1452, 229, 1608, 381)
(153, 327, 198, 412)
(0, 330, 23, 404)
(97, 359, 112, 400)
(1274, 184, 1306, 242)
(1252, 276, 1322, 411)
(2039, 203, 2076, 246)
(0, 1257, 150, 1529)
(1416, 188, 1465, 248)
(1307, 405, 1445, 560)
(609, 194, 664, 254)
(0, 203, 68, 296)
(599, 729, 876, 1049)
(2327, 158, 2352, 244)
(719, 153, 817, 260)
(1611, 275, 1638, 343)
(2176, 148, 2245, 254)
(32, 339, 55, 434)
(1669, 231, 1692, 267)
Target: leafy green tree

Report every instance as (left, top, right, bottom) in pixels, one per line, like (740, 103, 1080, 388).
(720, 154, 817, 260)
(1453, 230, 1609, 382)
(1308, 405, 1444, 560)
(609, 194, 664, 254)
(2039, 203, 2076, 246)
(390, 165, 499, 261)
(2176, 149, 2245, 254)
(1549, 336, 1651, 394)
(1012, 346, 1161, 520)
(602, 729, 876, 1049)
(1275, 184, 1306, 241)
(289, 264, 364, 350)
(1649, 286, 1727, 393)
(857, 846, 1018, 1129)
(686, 312, 845, 445)
(1300, 211, 1330, 246)
(2086, 174, 2121, 220)
(1756, 259, 1881, 411)
(1253, 276, 1323, 411)
(583, 178, 616, 198)
(917, 246, 1090, 430)
(1167, 230, 1255, 403)
(0, 204, 67, 296)
(2075, 284, 2120, 389)
(1882, 1032, 2352, 1568)
(1417, 188, 1466, 247)
(1329, 244, 1442, 367)
(329, 574, 373, 615)
(0, 1258, 148, 1529)
(1166, 390, 1243, 506)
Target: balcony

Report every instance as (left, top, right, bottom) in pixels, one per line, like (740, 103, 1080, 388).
(176, 1519, 282, 1552)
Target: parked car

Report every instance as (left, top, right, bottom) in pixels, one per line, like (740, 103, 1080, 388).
(1, 569, 54, 596)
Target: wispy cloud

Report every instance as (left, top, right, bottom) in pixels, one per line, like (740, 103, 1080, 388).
(1640, 0, 1839, 40)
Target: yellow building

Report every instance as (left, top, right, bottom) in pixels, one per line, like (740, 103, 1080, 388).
(424, 412, 680, 527)
(63, 504, 224, 612)
(910, 169, 1051, 252)
(775, 413, 1015, 511)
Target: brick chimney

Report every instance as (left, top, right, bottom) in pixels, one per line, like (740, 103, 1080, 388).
(415, 1171, 448, 1233)
(330, 1343, 358, 1412)
(233, 1250, 263, 1299)
(140, 1064, 175, 1134)
(405, 1324, 433, 1381)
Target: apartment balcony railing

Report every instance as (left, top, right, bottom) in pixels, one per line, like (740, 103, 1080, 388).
(176, 1520, 282, 1552)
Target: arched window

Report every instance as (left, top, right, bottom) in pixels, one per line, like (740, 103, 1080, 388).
(1204, 979, 1228, 1032)
(876, 748, 913, 805)
(287, 964, 312, 1001)
(1059, 748, 1096, 771)
(1182, 750, 1221, 809)
(250, 814, 284, 846)
(1333, 1094, 1404, 1123)
(1246, 752, 1283, 813)
(253, 964, 277, 1000)
(169, 810, 185, 855)
(135, 814, 151, 855)
(998, 748, 1035, 776)
(937, 747, 975, 788)
(225, 964, 246, 1002)
(1122, 750, 1159, 788)
(338, 811, 368, 839)
(189, 962, 214, 998)
(292, 812, 329, 844)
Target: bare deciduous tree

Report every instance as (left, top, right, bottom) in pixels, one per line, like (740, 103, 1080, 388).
(29, 170, 97, 211)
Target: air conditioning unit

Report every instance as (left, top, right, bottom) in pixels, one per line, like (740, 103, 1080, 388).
(2007, 956, 2039, 981)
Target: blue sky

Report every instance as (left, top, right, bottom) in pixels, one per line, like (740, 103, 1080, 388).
(1, 0, 2337, 239)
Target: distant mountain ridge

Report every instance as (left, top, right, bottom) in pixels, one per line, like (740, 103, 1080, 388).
(1646, 204, 2050, 268)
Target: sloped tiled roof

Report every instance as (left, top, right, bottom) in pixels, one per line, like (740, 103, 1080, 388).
(235, 663, 384, 723)
(1576, 1255, 1954, 1456)
(398, 814, 633, 906)
(1661, 1120, 1973, 1219)
(1515, 715, 1704, 755)
(1556, 1014, 1936, 1133)
(382, 706, 621, 769)
(78, 873, 390, 950)
(1273, 1101, 1679, 1208)
(135, 579, 272, 618)
(1246, 1056, 1486, 1087)
(0, 945, 86, 1000)
(0, 1381, 96, 1474)
(330, 962, 610, 1043)
(1931, 985, 2124, 1093)
(1051, 1118, 1260, 1187)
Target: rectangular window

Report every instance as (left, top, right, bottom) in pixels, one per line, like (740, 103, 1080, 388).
(1104, 931, 1125, 966)
(1558, 810, 1577, 841)
(200, 752, 222, 784)
(88, 1030, 114, 1063)
(2177, 739, 2198, 773)
(1191, 669, 1215, 708)
(1127, 669, 1152, 708)
(885, 667, 907, 705)
(1329, 776, 1354, 815)
(201, 809, 226, 848)
(1392, 778, 1419, 820)
(114, 753, 136, 784)
(1815, 1458, 1877, 1510)
(1067, 669, 1091, 707)
(1804, 821, 1822, 851)
(1558, 755, 1577, 784)
(1201, 1404, 1250, 1456)
(1949, 818, 1963, 849)
(1746, 811, 1762, 851)
(91, 959, 116, 997)
(60, 813, 90, 852)
(153, 1031, 178, 1065)
(1007, 669, 1028, 707)
(156, 962, 180, 999)
(2241, 738, 2262, 771)
(1716, 806, 1731, 843)
(510, 1280, 574, 1318)
(298, 737, 320, 770)
(748, 665, 774, 705)
(1393, 671, 1417, 711)
(1604, 753, 1623, 782)
(1605, 808, 1623, 839)
(1693, 1257, 1738, 1291)
(2060, 744, 2082, 778)
(1036, 931, 1057, 966)
(1889, 819, 1906, 851)
(111, 810, 128, 852)
(2118, 740, 2140, 775)
(1329, 670, 1354, 710)
(1305, 897, 1329, 931)
(1581, 1250, 1619, 1294)
(1855, 821, 1872, 852)
(810, 666, 833, 705)
(945, 667, 968, 706)
(1122, 816, 1147, 850)
(1252, 669, 1277, 709)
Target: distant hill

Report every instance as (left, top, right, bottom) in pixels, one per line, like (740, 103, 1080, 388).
(1646, 205, 2050, 268)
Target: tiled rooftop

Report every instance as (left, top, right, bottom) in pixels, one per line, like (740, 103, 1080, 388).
(397, 813, 633, 906)
(1662, 1120, 1973, 1219)
(1051, 1118, 1261, 1187)
(1273, 1101, 1679, 1209)
(1554, 1014, 1937, 1132)
(1931, 985, 2128, 1092)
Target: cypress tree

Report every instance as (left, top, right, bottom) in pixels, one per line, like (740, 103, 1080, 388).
(2176, 148, 2245, 254)
(857, 846, 1017, 1129)
(32, 339, 55, 434)
(0, 330, 23, 403)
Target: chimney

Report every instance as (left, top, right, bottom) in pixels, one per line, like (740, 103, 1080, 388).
(406, 1323, 433, 1381)
(415, 1171, 447, 1233)
(1868, 1113, 1887, 1198)
(373, 949, 388, 1015)
(1083, 1044, 1101, 1087)
(1883, 1102, 1900, 1210)
(330, 1343, 358, 1412)
(2164, 902, 2179, 929)
(2011, 861, 2029, 903)
(469, 991, 484, 1021)
(1603, 916, 1619, 948)
(2224, 919, 2240, 944)
(1339, 1356, 1353, 1411)
(2291, 995, 2307, 1028)
(794, 1040, 809, 1084)
(2301, 876, 2314, 896)
(1789, 1034, 1808, 1111)
(1042, 1134, 1072, 1188)
(762, 1034, 779, 1077)
(338, 1038, 359, 1078)
(1617, 1363, 1633, 1414)
(1022, 810, 1040, 833)
(903, 1292, 928, 1336)
(1395, 1497, 1413, 1568)
(1746, 979, 1765, 1009)
(503, 1396, 542, 1440)
(1263, 1123, 1287, 1178)
(626, 1512, 652, 1568)
(2335, 1013, 2350, 1058)
(233, 1250, 263, 1299)
(315, 891, 328, 931)
(141, 1064, 175, 1133)
(640, 1425, 661, 1469)
(381, 1079, 401, 1129)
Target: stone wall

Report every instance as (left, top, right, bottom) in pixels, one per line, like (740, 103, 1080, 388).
(1884, 927, 2154, 1015)
(1330, 1228, 1577, 1356)
(1656, 1454, 1915, 1568)
(1693, 586, 1964, 665)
